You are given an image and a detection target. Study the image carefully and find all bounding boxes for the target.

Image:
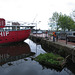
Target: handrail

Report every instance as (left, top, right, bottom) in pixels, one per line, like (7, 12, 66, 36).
(0, 28, 30, 32)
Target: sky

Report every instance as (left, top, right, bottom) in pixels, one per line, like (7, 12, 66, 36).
(0, 0, 75, 30)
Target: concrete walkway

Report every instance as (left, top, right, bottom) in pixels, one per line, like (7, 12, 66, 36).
(31, 33, 75, 49)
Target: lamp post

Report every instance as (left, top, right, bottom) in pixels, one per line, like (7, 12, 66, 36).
(35, 21, 41, 37)
(35, 21, 41, 54)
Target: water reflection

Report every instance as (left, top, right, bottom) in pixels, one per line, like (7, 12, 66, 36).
(25, 39, 75, 75)
(25, 39, 46, 56)
(0, 39, 75, 75)
(0, 42, 35, 66)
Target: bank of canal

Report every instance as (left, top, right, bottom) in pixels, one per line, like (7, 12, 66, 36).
(0, 39, 75, 75)
(29, 35, 75, 63)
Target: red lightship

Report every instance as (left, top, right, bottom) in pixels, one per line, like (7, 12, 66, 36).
(0, 18, 34, 45)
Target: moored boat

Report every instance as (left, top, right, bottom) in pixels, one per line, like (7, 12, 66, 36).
(0, 18, 34, 45)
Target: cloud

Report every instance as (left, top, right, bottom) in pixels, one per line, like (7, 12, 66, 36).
(0, 0, 75, 29)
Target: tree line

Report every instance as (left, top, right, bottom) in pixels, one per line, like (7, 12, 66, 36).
(49, 12, 75, 31)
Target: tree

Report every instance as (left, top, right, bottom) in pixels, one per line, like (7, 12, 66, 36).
(58, 14, 75, 31)
(52, 12, 59, 22)
(49, 12, 75, 31)
(58, 14, 66, 31)
(67, 16, 75, 31)
(52, 12, 59, 31)
(71, 23, 75, 31)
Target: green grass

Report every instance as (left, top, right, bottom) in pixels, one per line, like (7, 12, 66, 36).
(35, 53, 65, 66)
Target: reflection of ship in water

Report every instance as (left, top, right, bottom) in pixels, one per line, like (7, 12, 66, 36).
(0, 42, 35, 66)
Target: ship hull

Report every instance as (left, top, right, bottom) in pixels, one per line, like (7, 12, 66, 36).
(0, 29, 31, 45)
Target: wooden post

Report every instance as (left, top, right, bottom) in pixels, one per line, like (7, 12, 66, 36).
(66, 34, 67, 45)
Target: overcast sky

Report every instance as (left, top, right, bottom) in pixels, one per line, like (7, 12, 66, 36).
(0, 0, 75, 30)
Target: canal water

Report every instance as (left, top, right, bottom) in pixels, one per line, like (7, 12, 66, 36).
(0, 39, 75, 75)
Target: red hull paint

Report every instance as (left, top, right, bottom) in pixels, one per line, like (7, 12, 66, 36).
(0, 29, 31, 44)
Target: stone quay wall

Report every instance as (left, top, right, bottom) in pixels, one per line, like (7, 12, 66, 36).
(29, 35, 75, 63)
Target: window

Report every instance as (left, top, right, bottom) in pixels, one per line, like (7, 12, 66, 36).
(73, 33, 75, 36)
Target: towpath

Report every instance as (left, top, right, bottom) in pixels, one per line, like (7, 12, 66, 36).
(30, 33, 75, 49)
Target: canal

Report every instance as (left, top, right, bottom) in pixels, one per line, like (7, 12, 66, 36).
(0, 39, 75, 75)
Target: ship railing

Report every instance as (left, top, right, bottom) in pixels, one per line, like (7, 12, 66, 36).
(0, 25, 34, 31)
(0, 28, 27, 31)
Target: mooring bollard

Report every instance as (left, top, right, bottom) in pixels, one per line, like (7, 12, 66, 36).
(56, 35, 58, 42)
(66, 34, 67, 45)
